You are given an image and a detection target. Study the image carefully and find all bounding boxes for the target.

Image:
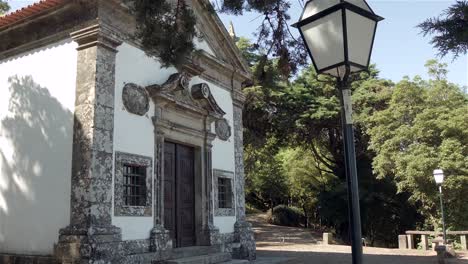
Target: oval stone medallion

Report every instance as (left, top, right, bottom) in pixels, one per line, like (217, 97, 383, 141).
(215, 118, 232, 141)
(122, 83, 149, 116)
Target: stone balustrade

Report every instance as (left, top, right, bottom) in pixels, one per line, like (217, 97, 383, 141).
(398, 231, 468, 251)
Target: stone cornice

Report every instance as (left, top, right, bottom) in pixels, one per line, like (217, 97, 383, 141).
(232, 90, 246, 108)
(70, 24, 122, 51)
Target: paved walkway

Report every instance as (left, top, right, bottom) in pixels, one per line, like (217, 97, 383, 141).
(248, 213, 468, 264)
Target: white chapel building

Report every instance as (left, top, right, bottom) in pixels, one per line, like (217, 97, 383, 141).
(0, 0, 255, 263)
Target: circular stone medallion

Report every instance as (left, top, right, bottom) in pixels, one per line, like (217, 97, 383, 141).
(122, 83, 150, 116)
(215, 118, 232, 141)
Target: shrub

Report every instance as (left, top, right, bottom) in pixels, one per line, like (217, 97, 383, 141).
(269, 205, 304, 227)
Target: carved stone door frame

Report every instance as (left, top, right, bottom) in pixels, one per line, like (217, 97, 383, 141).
(146, 72, 225, 249)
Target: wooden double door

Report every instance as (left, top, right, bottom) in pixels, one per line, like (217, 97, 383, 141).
(164, 142, 196, 248)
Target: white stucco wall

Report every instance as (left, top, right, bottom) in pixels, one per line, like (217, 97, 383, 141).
(0, 40, 77, 254)
(113, 42, 238, 239)
(113, 42, 178, 240)
(205, 79, 238, 234)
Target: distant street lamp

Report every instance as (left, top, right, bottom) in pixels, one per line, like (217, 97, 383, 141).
(434, 169, 447, 245)
(292, 1, 384, 264)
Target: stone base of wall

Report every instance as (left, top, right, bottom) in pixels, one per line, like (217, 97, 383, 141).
(0, 254, 58, 264)
(234, 221, 256, 261)
(3, 228, 255, 264)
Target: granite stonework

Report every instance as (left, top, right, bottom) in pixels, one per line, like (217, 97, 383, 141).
(213, 169, 235, 217)
(234, 221, 256, 261)
(54, 24, 125, 264)
(232, 90, 256, 260)
(147, 72, 223, 250)
(114, 152, 153, 217)
(122, 83, 150, 116)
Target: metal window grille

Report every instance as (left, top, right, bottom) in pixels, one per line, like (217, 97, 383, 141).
(218, 177, 232, 209)
(123, 164, 147, 206)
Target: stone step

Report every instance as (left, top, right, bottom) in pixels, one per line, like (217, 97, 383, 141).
(0, 254, 58, 264)
(170, 246, 221, 259)
(164, 252, 231, 264)
(222, 260, 249, 264)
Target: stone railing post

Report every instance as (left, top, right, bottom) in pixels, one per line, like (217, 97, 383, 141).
(461, 235, 467, 251)
(407, 234, 415, 249)
(55, 24, 123, 263)
(398, 235, 407, 249)
(421, 234, 429, 250)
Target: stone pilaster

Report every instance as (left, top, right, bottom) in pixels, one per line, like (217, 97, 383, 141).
(201, 137, 221, 246)
(55, 24, 123, 264)
(150, 118, 172, 251)
(232, 90, 256, 260)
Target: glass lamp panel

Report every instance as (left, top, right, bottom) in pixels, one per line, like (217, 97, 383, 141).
(350, 65, 363, 73)
(323, 65, 346, 78)
(345, 0, 372, 12)
(434, 169, 444, 184)
(346, 10, 376, 67)
(434, 174, 444, 184)
(301, 0, 340, 20)
(301, 10, 344, 72)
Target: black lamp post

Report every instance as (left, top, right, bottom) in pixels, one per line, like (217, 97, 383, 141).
(433, 169, 447, 245)
(292, 1, 383, 263)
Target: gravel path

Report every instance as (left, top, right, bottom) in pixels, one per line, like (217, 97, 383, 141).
(248, 213, 468, 264)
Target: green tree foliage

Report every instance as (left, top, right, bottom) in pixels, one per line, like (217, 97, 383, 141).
(244, 136, 289, 210)
(419, 1, 468, 58)
(368, 62, 468, 230)
(131, 0, 197, 67)
(278, 147, 334, 227)
(238, 36, 423, 246)
(0, 0, 10, 15)
(127, 0, 307, 76)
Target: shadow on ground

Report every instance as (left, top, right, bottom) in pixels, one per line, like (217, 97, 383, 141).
(248, 213, 468, 264)
(255, 249, 468, 264)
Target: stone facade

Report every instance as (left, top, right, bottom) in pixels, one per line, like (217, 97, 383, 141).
(232, 90, 257, 261)
(0, 0, 255, 263)
(54, 23, 124, 264)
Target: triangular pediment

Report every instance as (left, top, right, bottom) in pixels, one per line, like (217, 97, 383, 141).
(190, 0, 251, 75)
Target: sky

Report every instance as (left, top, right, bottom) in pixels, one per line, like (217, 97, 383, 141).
(218, 0, 468, 88)
(7, 0, 468, 87)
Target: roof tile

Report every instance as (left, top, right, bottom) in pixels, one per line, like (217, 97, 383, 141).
(0, 0, 65, 29)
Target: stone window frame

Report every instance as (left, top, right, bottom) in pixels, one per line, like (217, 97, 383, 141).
(114, 151, 152, 216)
(213, 169, 235, 216)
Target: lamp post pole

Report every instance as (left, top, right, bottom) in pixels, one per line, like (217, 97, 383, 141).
(338, 69, 363, 264)
(292, 2, 383, 263)
(434, 169, 447, 245)
(438, 185, 447, 244)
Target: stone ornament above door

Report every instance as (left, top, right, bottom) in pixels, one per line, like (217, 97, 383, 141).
(122, 83, 150, 116)
(146, 72, 226, 120)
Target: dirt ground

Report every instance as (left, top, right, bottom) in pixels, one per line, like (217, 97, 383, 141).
(248, 213, 468, 264)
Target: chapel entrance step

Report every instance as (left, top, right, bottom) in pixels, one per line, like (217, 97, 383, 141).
(169, 246, 221, 259)
(163, 252, 232, 264)
(222, 260, 249, 264)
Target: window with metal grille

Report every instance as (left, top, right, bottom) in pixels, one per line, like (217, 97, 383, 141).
(218, 177, 232, 209)
(123, 164, 147, 206)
